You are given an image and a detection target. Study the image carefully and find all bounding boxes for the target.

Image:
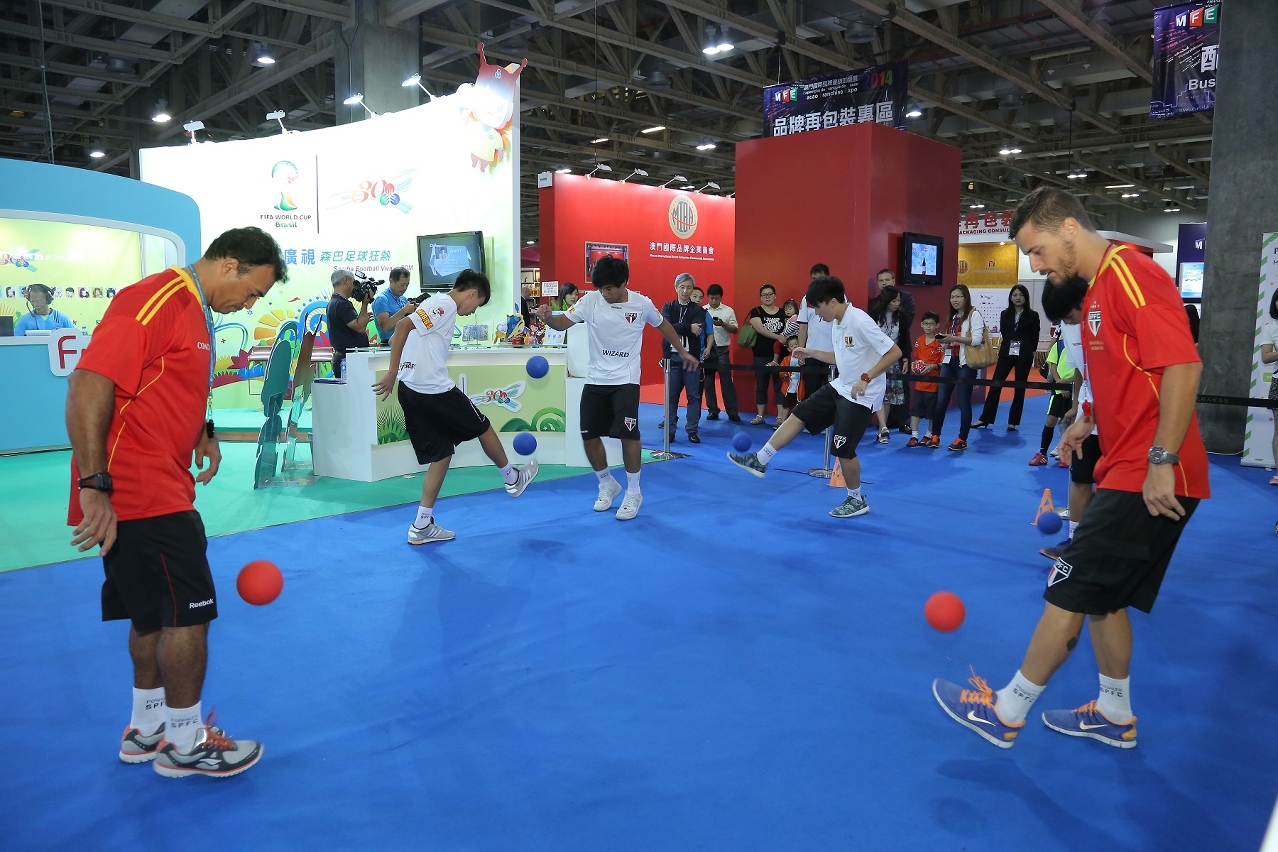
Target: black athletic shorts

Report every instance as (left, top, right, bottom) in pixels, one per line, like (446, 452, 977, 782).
(791, 384, 874, 459)
(102, 510, 217, 633)
(910, 390, 937, 420)
(399, 383, 490, 464)
(1044, 488, 1199, 615)
(580, 383, 641, 441)
(1069, 434, 1102, 485)
(1048, 391, 1073, 418)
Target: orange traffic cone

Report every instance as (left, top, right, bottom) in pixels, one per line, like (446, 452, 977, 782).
(1033, 488, 1055, 525)
(829, 459, 845, 487)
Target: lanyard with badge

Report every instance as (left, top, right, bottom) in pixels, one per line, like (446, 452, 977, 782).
(185, 266, 218, 436)
(1008, 310, 1023, 357)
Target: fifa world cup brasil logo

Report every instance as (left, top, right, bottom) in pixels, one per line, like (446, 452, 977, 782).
(272, 160, 299, 211)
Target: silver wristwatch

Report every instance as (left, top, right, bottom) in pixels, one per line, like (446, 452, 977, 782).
(1147, 446, 1180, 465)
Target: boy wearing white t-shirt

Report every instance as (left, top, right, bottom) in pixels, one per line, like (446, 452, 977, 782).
(728, 275, 902, 518)
(538, 256, 699, 521)
(373, 270, 538, 545)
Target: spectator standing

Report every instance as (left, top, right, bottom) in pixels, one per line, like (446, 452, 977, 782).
(702, 284, 741, 422)
(660, 273, 707, 443)
(874, 268, 915, 431)
(868, 285, 908, 444)
(929, 284, 986, 450)
(747, 284, 786, 425)
(906, 311, 944, 446)
(797, 263, 835, 399)
(550, 283, 580, 312)
(777, 336, 804, 426)
(974, 284, 1040, 431)
(372, 267, 417, 344)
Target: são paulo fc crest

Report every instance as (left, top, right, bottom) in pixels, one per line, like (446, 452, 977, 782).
(1087, 309, 1101, 335)
(624, 417, 637, 431)
(844, 334, 855, 347)
(832, 435, 847, 448)
(1047, 558, 1073, 587)
(625, 311, 639, 323)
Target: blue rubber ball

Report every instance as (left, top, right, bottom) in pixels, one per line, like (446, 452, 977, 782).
(526, 355, 549, 379)
(513, 432, 537, 456)
(732, 432, 752, 453)
(1038, 511, 1063, 535)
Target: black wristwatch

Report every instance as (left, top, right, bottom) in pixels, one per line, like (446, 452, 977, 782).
(78, 472, 114, 494)
(1147, 446, 1180, 465)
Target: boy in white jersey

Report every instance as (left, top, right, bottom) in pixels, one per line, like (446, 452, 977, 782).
(373, 270, 538, 544)
(728, 276, 902, 518)
(537, 256, 699, 520)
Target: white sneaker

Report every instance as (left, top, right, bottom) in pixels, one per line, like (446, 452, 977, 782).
(408, 522, 455, 545)
(593, 477, 623, 512)
(505, 460, 539, 497)
(616, 491, 643, 521)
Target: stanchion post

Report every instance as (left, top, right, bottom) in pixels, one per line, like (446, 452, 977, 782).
(651, 357, 688, 461)
(808, 363, 837, 478)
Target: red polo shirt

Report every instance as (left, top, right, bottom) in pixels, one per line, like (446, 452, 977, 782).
(68, 268, 212, 524)
(1084, 245, 1210, 498)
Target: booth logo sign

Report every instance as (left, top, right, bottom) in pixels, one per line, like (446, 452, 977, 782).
(668, 195, 698, 240)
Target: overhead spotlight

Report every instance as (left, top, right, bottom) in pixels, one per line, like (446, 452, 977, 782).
(621, 168, 649, 182)
(526, 240, 535, 245)
(1162, 207, 1181, 213)
(252, 42, 274, 66)
(88, 148, 105, 159)
(586, 164, 613, 178)
(905, 103, 923, 119)
(402, 72, 435, 99)
(1121, 192, 1140, 198)
(182, 119, 204, 144)
(999, 146, 1022, 156)
(555, 167, 572, 174)
(658, 174, 688, 188)
(1105, 183, 1135, 189)
(343, 93, 377, 118)
(640, 125, 665, 134)
(702, 25, 721, 55)
(680, 184, 695, 190)
(266, 109, 291, 134)
(696, 181, 720, 193)
(1067, 168, 1087, 179)
(969, 203, 985, 209)
(591, 137, 609, 144)
(152, 99, 171, 123)
(696, 141, 717, 151)
(716, 26, 734, 53)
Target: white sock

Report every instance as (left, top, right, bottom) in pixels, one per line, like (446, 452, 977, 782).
(414, 505, 433, 528)
(1068, 520, 1079, 537)
(1097, 675, 1133, 723)
(846, 486, 862, 499)
(131, 687, 166, 734)
(595, 468, 615, 484)
(994, 670, 1044, 725)
(911, 430, 918, 438)
(756, 442, 778, 465)
(165, 702, 203, 753)
(499, 463, 517, 485)
(626, 471, 641, 494)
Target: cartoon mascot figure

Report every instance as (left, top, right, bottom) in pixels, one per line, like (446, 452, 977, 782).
(462, 43, 528, 172)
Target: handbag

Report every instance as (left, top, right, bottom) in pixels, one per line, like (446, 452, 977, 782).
(737, 321, 757, 348)
(963, 315, 997, 369)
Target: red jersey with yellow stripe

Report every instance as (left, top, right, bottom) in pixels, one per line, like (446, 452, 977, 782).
(1084, 244, 1210, 498)
(68, 268, 212, 524)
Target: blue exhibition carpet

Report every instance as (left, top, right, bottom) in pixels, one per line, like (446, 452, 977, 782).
(2, 397, 1275, 851)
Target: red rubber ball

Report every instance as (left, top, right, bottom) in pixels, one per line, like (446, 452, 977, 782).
(925, 591, 965, 632)
(237, 560, 283, 606)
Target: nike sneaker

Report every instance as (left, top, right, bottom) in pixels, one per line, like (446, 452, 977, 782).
(829, 494, 869, 518)
(616, 491, 643, 521)
(593, 477, 623, 512)
(505, 460, 539, 497)
(928, 436, 940, 449)
(408, 522, 455, 545)
(727, 451, 768, 478)
(1040, 538, 1072, 560)
(152, 714, 263, 778)
(1041, 701, 1137, 748)
(948, 438, 968, 451)
(119, 724, 165, 764)
(932, 669, 1024, 748)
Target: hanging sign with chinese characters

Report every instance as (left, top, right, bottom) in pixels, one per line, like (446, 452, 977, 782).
(1151, 2, 1220, 118)
(959, 210, 1016, 239)
(763, 61, 908, 138)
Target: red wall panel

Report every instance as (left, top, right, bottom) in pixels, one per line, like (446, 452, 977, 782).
(539, 173, 735, 386)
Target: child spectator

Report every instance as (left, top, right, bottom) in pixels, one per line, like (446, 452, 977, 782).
(777, 336, 804, 425)
(907, 312, 944, 447)
(1031, 327, 1076, 467)
(781, 298, 801, 339)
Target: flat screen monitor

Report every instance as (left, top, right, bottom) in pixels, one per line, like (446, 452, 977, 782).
(1179, 261, 1204, 299)
(900, 233, 944, 286)
(417, 231, 485, 292)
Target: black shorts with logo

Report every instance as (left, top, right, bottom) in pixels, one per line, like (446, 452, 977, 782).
(102, 510, 217, 632)
(1070, 434, 1102, 485)
(399, 384, 491, 465)
(1048, 391, 1073, 419)
(791, 384, 874, 459)
(580, 383, 641, 441)
(1044, 488, 1199, 615)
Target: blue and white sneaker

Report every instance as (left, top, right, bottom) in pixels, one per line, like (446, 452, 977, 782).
(932, 669, 1025, 748)
(727, 452, 768, 478)
(1041, 701, 1137, 749)
(1040, 537, 1072, 560)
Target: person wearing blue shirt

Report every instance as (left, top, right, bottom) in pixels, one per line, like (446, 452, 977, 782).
(15, 283, 77, 336)
(372, 267, 417, 344)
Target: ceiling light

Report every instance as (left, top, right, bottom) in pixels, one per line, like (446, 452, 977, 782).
(526, 240, 535, 245)
(343, 93, 364, 105)
(640, 125, 665, 134)
(591, 137, 609, 144)
(1163, 207, 1181, 213)
(252, 43, 274, 66)
(680, 185, 695, 190)
(969, 203, 985, 209)
(402, 72, 435, 99)
(702, 25, 721, 55)
(696, 141, 717, 151)
(1105, 184, 1135, 189)
(151, 99, 170, 123)
(88, 148, 105, 159)
(716, 27, 734, 53)
(555, 167, 572, 174)
(1122, 193, 1140, 198)
(999, 147, 1012, 156)
(905, 104, 923, 119)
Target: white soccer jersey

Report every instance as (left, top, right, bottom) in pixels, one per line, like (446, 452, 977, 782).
(828, 304, 897, 411)
(566, 290, 663, 384)
(798, 300, 833, 351)
(397, 293, 458, 393)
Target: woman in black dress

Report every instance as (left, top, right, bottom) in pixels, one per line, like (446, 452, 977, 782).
(973, 283, 1040, 431)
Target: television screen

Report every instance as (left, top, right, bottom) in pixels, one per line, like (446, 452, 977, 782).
(417, 231, 485, 291)
(1179, 261, 1204, 299)
(899, 233, 944, 286)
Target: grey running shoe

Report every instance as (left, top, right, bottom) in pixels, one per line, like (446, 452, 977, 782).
(152, 716, 262, 779)
(594, 477, 623, 512)
(616, 491, 643, 521)
(505, 460, 539, 497)
(829, 494, 870, 518)
(119, 724, 164, 764)
(408, 522, 455, 545)
(727, 451, 768, 478)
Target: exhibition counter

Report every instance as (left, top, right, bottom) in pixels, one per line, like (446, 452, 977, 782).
(0, 333, 84, 454)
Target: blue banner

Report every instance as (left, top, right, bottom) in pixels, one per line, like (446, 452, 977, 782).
(763, 61, 908, 138)
(1151, 2, 1220, 118)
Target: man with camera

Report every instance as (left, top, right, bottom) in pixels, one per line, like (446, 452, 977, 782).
(372, 267, 417, 345)
(327, 268, 373, 378)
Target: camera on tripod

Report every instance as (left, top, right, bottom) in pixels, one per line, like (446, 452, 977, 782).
(351, 271, 383, 301)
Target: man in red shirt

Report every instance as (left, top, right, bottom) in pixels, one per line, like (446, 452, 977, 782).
(67, 227, 286, 778)
(933, 187, 1209, 750)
